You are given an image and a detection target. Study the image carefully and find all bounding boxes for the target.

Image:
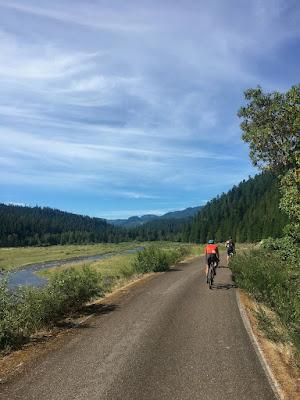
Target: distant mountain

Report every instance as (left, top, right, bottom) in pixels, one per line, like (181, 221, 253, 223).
(108, 206, 202, 228)
(161, 206, 202, 220)
(108, 214, 158, 228)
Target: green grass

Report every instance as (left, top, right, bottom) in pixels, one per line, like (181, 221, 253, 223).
(0, 242, 147, 272)
(231, 248, 300, 364)
(38, 253, 137, 282)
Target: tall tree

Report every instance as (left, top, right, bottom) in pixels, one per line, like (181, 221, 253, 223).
(238, 85, 300, 243)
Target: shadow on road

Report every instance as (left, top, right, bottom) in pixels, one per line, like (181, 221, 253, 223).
(217, 265, 230, 269)
(82, 303, 118, 315)
(212, 283, 237, 290)
(167, 267, 183, 272)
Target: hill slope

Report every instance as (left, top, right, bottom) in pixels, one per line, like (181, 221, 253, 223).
(0, 204, 122, 247)
(183, 173, 287, 243)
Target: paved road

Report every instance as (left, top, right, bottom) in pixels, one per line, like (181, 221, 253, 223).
(0, 256, 276, 400)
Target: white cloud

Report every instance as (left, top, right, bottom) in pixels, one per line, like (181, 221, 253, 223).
(0, 32, 97, 81)
(0, 0, 299, 212)
(0, 1, 152, 33)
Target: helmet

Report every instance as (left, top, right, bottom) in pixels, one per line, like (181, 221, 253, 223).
(208, 239, 214, 244)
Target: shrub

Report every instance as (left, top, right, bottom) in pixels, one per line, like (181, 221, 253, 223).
(134, 246, 169, 273)
(133, 245, 189, 274)
(0, 266, 102, 352)
(231, 249, 300, 357)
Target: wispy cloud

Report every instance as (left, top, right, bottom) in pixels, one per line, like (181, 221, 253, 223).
(0, 0, 299, 217)
(0, 1, 152, 32)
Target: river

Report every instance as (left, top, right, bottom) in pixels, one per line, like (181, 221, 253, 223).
(1, 247, 144, 288)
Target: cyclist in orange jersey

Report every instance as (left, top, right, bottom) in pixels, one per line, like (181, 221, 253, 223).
(204, 239, 219, 277)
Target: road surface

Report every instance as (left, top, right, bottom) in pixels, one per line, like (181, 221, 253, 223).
(0, 256, 276, 399)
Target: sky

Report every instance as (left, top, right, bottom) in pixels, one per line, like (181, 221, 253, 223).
(0, 0, 299, 219)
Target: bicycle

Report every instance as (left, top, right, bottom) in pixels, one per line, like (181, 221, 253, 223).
(207, 259, 216, 289)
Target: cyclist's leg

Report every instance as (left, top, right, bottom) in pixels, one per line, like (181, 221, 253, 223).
(205, 254, 211, 276)
(213, 255, 217, 275)
(206, 255, 212, 281)
(226, 249, 230, 262)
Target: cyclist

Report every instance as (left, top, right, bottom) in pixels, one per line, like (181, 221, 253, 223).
(204, 239, 219, 279)
(225, 237, 235, 261)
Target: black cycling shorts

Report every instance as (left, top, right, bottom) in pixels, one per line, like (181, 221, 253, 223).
(207, 254, 218, 265)
(227, 248, 234, 255)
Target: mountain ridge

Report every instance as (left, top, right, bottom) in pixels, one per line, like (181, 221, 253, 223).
(107, 206, 202, 228)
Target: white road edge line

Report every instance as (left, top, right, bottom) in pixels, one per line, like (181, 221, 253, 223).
(235, 289, 285, 400)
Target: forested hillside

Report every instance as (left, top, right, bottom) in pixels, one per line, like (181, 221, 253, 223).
(0, 204, 125, 246)
(183, 173, 287, 243)
(0, 173, 287, 247)
(129, 218, 187, 241)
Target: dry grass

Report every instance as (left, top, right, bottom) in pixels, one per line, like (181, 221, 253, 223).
(240, 291, 300, 399)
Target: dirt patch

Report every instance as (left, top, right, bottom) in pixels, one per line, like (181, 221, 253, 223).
(239, 291, 300, 400)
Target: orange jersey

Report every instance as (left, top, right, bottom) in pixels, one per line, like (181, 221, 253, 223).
(205, 244, 218, 255)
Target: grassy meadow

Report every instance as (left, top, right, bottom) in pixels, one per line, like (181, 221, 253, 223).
(0, 242, 147, 272)
(37, 242, 203, 279)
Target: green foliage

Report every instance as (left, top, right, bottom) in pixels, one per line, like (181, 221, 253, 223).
(0, 267, 102, 352)
(238, 84, 300, 258)
(261, 236, 300, 264)
(238, 85, 300, 171)
(231, 249, 300, 356)
(134, 246, 169, 273)
(185, 172, 287, 243)
(279, 167, 300, 249)
(133, 245, 189, 273)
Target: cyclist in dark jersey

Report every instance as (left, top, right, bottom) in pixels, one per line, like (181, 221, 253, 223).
(225, 237, 235, 261)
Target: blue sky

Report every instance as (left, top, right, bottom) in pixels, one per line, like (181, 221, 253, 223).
(0, 0, 299, 219)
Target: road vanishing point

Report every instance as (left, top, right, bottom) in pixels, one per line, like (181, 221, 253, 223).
(0, 255, 276, 400)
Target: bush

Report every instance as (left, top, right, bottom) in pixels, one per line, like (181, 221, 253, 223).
(0, 266, 102, 352)
(134, 246, 169, 273)
(231, 249, 300, 357)
(260, 236, 299, 263)
(133, 245, 189, 274)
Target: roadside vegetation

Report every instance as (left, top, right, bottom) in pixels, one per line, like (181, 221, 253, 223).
(0, 266, 103, 352)
(0, 243, 195, 354)
(231, 247, 300, 364)
(233, 84, 300, 368)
